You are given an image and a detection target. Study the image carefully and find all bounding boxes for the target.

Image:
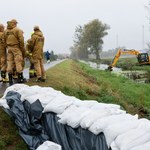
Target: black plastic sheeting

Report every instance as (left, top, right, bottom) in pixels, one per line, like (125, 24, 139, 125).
(4, 91, 110, 150)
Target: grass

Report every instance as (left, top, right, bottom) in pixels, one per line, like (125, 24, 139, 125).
(0, 109, 28, 150)
(0, 59, 150, 149)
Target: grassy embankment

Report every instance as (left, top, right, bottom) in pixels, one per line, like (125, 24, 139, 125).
(0, 59, 150, 149)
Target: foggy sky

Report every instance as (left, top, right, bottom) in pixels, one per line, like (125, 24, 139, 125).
(0, 0, 149, 54)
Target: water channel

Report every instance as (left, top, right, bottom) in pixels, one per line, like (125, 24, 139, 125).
(86, 61, 149, 83)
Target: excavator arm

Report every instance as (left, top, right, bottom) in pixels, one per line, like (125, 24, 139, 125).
(107, 49, 142, 71)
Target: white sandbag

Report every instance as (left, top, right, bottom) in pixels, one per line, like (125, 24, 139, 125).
(43, 93, 75, 114)
(19, 85, 62, 102)
(73, 99, 98, 108)
(18, 86, 43, 101)
(115, 119, 150, 150)
(125, 131, 150, 150)
(36, 141, 61, 150)
(0, 84, 29, 108)
(130, 141, 150, 150)
(80, 109, 111, 129)
(25, 94, 55, 108)
(106, 108, 126, 115)
(58, 105, 78, 124)
(89, 114, 138, 135)
(0, 98, 9, 109)
(2, 84, 29, 99)
(111, 141, 119, 150)
(91, 103, 120, 110)
(104, 119, 140, 147)
(66, 107, 91, 128)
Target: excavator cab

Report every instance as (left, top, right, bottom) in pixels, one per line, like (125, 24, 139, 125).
(137, 53, 149, 64)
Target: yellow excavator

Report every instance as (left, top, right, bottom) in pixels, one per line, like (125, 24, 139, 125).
(107, 49, 150, 71)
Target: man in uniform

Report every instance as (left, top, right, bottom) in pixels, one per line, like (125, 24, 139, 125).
(26, 38, 36, 78)
(28, 26, 46, 82)
(0, 24, 8, 82)
(4, 19, 26, 85)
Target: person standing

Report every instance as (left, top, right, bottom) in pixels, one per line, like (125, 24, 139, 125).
(0, 24, 8, 82)
(4, 19, 26, 85)
(26, 38, 36, 78)
(45, 50, 51, 63)
(28, 26, 46, 82)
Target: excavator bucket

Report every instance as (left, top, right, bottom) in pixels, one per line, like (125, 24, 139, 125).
(106, 66, 113, 71)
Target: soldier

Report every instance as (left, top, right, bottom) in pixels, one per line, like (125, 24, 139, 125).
(4, 19, 26, 85)
(26, 38, 36, 78)
(0, 24, 8, 82)
(28, 26, 46, 82)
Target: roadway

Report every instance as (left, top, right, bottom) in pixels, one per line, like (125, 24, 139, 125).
(0, 59, 65, 96)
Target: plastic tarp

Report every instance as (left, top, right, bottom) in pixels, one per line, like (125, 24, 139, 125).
(4, 91, 109, 150)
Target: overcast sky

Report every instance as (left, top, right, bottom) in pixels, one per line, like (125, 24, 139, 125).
(0, 0, 149, 54)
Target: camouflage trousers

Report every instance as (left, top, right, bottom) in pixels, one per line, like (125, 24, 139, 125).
(0, 54, 7, 71)
(33, 58, 46, 79)
(7, 47, 24, 73)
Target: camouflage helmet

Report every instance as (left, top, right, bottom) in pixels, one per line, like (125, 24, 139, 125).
(0, 24, 4, 28)
(34, 25, 40, 31)
(10, 19, 18, 24)
(0, 24, 4, 31)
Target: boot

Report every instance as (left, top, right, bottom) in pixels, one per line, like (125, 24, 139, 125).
(36, 77, 42, 82)
(12, 70, 18, 79)
(8, 73, 13, 86)
(17, 72, 26, 83)
(1, 71, 9, 82)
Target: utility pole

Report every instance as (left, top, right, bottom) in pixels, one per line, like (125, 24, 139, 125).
(116, 34, 118, 48)
(142, 25, 145, 50)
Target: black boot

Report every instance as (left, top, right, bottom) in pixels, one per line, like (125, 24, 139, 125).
(1, 71, 9, 82)
(8, 73, 13, 86)
(17, 72, 26, 83)
(1, 71, 5, 78)
(36, 77, 42, 82)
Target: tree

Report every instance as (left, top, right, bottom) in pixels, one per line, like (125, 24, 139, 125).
(69, 45, 78, 59)
(83, 19, 110, 60)
(70, 19, 110, 60)
(73, 25, 89, 59)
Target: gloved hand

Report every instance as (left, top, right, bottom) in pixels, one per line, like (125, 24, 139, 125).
(26, 51, 32, 57)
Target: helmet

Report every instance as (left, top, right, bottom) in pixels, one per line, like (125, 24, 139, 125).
(34, 25, 40, 30)
(0, 24, 4, 28)
(10, 19, 18, 24)
(0, 24, 4, 31)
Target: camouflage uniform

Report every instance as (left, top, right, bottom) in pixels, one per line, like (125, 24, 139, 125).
(0, 24, 7, 81)
(26, 39, 36, 78)
(4, 19, 26, 85)
(28, 26, 46, 81)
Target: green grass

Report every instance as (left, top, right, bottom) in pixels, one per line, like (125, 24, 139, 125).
(0, 59, 150, 149)
(0, 109, 28, 150)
